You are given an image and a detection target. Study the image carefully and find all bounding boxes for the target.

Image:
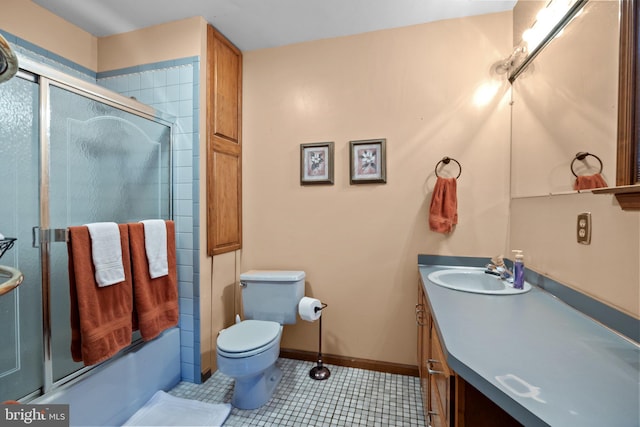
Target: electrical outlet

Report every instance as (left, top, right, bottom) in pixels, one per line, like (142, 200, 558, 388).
(577, 212, 591, 245)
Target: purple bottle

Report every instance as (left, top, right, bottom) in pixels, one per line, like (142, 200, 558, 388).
(512, 250, 525, 289)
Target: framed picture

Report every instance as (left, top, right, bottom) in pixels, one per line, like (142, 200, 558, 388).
(300, 142, 334, 185)
(349, 138, 387, 184)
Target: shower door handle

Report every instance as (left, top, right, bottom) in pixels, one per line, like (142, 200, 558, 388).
(33, 227, 69, 247)
(32, 226, 39, 248)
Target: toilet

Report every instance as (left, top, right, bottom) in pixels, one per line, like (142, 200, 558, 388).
(216, 270, 305, 409)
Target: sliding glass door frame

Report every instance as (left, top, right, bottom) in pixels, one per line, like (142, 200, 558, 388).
(14, 55, 174, 397)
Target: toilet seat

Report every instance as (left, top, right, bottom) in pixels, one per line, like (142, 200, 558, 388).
(217, 320, 282, 358)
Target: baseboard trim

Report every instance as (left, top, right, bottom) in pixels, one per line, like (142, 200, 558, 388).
(279, 348, 419, 377)
(200, 369, 211, 383)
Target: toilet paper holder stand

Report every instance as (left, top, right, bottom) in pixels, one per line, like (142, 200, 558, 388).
(310, 302, 330, 381)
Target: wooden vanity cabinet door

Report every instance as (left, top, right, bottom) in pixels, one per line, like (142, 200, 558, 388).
(417, 283, 431, 411)
(428, 378, 445, 427)
(455, 376, 523, 427)
(430, 322, 453, 426)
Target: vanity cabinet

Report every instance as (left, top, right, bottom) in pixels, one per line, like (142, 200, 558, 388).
(417, 283, 521, 427)
(416, 284, 429, 405)
(429, 323, 453, 426)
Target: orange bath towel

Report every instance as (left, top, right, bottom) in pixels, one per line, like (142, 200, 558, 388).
(429, 177, 458, 234)
(574, 173, 608, 191)
(129, 220, 178, 341)
(68, 225, 133, 366)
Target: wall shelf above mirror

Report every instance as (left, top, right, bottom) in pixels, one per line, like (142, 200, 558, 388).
(509, 0, 639, 209)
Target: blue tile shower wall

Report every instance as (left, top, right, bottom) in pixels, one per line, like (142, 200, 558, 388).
(98, 59, 201, 383)
(1, 30, 201, 383)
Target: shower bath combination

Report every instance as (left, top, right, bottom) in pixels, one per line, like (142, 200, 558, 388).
(0, 49, 173, 404)
(0, 34, 18, 84)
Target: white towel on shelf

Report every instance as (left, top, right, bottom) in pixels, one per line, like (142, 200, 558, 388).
(123, 390, 231, 427)
(139, 219, 168, 279)
(85, 222, 125, 287)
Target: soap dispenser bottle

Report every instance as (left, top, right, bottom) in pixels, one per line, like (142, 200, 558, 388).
(512, 250, 525, 289)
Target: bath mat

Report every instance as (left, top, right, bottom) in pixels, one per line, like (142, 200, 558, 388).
(123, 390, 231, 426)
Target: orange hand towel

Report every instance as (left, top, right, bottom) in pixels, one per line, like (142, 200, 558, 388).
(574, 173, 608, 191)
(429, 177, 458, 234)
(68, 225, 133, 366)
(129, 220, 178, 341)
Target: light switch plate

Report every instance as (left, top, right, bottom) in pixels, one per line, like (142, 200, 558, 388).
(577, 212, 591, 245)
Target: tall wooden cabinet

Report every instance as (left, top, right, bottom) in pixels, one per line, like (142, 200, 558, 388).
(206, 25, 243, 256)
(417, 282, 522, 427)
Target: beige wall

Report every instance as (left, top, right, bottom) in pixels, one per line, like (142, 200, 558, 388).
(242, 12, 513, 365)
(200, 251, 241, 375)
(0, 3, 204, 74)
(98, 17, 205, 72)
(1, 0, 97, 71)
(510, 194, 640, 317)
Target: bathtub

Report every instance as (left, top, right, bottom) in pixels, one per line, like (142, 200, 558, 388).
(34, 327, 181, 426)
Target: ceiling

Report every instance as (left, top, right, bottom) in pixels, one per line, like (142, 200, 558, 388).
(32, 0, 516, 51)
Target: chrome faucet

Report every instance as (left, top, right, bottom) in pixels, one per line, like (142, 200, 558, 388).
(485, 255, 513, 280)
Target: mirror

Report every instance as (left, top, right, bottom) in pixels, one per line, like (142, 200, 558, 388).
(510, 0, 621, 197)
(616, 0, 639, 187)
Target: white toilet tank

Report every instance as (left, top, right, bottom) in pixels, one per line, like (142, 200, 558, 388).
(240, 270, 305, 324)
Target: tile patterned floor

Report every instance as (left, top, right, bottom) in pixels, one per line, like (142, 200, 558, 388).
(170, 358, 426, 427)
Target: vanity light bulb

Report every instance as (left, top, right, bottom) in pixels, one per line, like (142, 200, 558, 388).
(522, 29, 543, 51)
(522, 29, 534, 43)
(536, 7, 552, 26)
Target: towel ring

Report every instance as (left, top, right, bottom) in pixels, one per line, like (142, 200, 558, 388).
(434, 157, 462, 179)
(570, 152, 603, 177)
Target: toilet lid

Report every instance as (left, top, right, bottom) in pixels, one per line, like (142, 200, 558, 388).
(217, 320, 281, 354)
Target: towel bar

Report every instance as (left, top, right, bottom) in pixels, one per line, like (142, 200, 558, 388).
(571, 152, 603, 177)
(435, 156, 462, 179)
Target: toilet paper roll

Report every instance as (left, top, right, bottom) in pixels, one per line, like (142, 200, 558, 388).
(298, 297, 322, 322)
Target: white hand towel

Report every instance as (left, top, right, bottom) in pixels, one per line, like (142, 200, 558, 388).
(85, 222, 125, 287)
(139, 219, 168, 279)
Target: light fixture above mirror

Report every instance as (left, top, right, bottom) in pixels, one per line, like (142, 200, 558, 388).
(521, 0, 582, 52)
(509, 0, 587, 82)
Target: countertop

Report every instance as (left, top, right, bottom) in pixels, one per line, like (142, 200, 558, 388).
(419, 264, 640, 427)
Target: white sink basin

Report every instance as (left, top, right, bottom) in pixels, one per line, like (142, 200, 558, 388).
(427, 267, 531, 295)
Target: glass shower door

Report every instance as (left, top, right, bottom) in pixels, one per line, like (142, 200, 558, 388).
(0, 74, 43, 401)
(47, 83, 171, 382)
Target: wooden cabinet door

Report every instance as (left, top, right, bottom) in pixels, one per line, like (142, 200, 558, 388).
(430, 324, 452, 426)
(417, 284, 430, 411)
(429, 374, 446, 427)
(206, 25, 242, 255)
